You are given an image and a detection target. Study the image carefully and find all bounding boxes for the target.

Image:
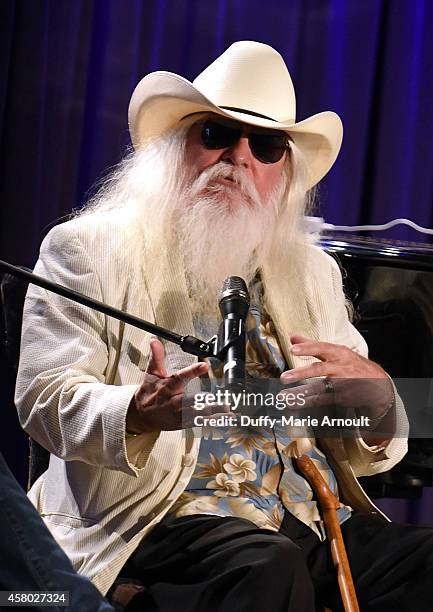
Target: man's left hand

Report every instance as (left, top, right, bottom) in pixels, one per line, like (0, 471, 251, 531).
(279, 335, 395, 442)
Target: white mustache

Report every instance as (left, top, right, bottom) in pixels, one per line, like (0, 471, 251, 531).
(188, 163, 262, 207)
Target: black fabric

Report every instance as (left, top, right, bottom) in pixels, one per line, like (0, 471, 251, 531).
(118, 513, 315, 612)
(333, 513, 433, 611)
(0, 271, 29, 370)
(116, 511, 433, 612)
(0, 270, 51, 488)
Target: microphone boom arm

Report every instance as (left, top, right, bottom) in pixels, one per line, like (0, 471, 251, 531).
(0, 259, 216, 358)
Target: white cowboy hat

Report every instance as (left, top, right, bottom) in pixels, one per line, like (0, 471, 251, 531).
(128, 40, 343, 190)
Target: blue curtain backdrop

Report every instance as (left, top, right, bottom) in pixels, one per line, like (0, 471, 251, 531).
(1, 0, 433, 522)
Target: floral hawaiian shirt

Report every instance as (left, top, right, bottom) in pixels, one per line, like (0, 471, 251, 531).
(169, 279, 352, 540)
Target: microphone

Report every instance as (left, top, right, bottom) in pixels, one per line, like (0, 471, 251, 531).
(218, 276, 250, 390)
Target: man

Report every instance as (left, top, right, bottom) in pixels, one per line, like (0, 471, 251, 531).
(15, 41, 432, 611)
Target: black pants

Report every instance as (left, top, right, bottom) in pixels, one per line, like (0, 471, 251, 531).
(118, 511, 433, 612)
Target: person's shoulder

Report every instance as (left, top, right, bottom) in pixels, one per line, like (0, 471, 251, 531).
(303, 242, 346, 301)
(37, 212, 143, 295)
(41, 211, 136, 255)
(305, 242, 340, 274)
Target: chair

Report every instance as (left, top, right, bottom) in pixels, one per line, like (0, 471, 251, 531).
(0, 270, 50, 489)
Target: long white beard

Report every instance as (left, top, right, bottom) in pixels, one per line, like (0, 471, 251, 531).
(174, 162, 285, 319)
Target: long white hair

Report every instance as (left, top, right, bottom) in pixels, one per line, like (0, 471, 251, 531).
(77, 116, 316, 328)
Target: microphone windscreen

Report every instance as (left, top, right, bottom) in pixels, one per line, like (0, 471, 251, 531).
(219, 276, 250, 306)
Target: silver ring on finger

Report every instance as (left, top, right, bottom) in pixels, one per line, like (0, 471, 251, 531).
(323, 377, 334, 394)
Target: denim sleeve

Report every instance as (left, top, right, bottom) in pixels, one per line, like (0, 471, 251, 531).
(0, 453, 114, 612)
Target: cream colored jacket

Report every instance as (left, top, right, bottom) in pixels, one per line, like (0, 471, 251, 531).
(15, 214, 408, 595)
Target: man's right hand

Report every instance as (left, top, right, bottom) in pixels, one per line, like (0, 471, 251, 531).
(126, 338, 229, 434)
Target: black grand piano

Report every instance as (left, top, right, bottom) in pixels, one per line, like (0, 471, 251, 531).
(321, 234, 433, 499)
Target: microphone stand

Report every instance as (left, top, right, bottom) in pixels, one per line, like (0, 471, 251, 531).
(0, 260, 217, 359)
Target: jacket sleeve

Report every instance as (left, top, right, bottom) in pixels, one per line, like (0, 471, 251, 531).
(15, 223, 159, 476)
(328, 254, 409, 477)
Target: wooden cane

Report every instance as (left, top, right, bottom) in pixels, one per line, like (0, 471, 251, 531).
(294, 454, 360, 612)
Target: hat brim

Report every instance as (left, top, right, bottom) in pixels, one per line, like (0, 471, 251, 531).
(128, 72, 343, 190)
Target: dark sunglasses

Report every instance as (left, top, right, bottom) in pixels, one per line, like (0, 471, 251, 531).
(200, 118, 291, 164)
